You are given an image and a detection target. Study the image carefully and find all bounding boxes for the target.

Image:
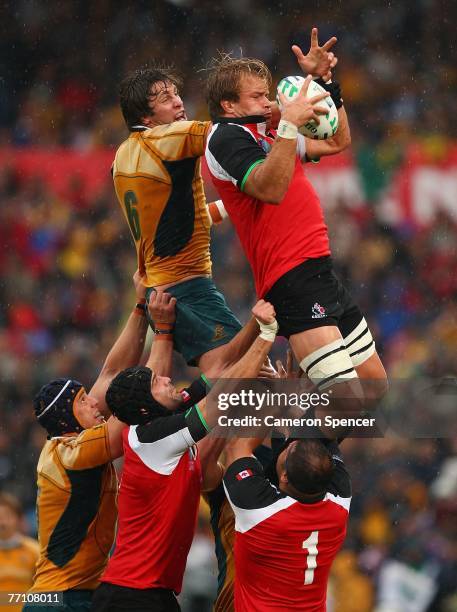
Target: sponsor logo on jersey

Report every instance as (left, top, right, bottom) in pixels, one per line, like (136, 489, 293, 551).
(236, 469, 253, 480)
(311, 303, 326, 319)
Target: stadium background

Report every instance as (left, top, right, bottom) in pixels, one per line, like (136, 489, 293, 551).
(0, 1, 456, 610)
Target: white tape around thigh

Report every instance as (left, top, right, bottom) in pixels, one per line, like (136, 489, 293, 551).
(300, 340, 357, 390)
(343, 318, 376, 368)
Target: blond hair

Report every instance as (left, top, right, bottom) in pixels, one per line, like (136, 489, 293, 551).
(206, 53, 272, 119)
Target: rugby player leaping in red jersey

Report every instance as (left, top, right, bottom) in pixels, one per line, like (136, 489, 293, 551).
(205, 30, 388, 431)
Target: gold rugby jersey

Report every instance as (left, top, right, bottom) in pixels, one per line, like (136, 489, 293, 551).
(112, 121, 213, 287)
(31, 424, 117, 592)
(0, 535, 39, 611)
(204, 486, 235, 612)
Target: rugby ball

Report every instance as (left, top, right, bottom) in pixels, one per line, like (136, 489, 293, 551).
(276, 75, 338, 140)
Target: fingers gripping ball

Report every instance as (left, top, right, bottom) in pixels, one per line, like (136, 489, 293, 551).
(276, 75, 338, 140)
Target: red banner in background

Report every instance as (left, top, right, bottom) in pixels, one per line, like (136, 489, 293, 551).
(3, 145, 457, 227)
(378, 143, 457, 227)
(1, 148, 115, 204)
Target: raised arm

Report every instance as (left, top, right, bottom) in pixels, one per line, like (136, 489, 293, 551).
(291, 30, 351, 160)
(146, 291, 176, 376)
(291, 27, 338, 83)
(305, 104, 351, 160)
(89, 270, 149, 412)
(199, 300, 278, 430)
(198, 436, 226, 492)
(222, 434, 268, 471)
(269, 27, 338, 132)
(223, 349, 312, 469)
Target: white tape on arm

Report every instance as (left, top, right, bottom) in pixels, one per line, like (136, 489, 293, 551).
(256, 319, 279, 343)
(277, 120, 298, 140)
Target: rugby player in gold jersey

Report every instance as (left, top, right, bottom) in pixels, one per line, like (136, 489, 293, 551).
(25, 272, 149, 612)
(0, 493, 39, 612)
(114, 67, 251, 377)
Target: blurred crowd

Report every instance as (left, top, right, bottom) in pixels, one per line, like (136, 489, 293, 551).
(0, 161, 455, 610)
(1, 0, 456, 154)
(1, 0, 456, 610)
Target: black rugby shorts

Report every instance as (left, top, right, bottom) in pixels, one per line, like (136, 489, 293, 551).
(265, 256, 363, 338)
(90, 583, 180, 612)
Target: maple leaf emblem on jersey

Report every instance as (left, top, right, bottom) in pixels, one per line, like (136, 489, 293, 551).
(311, 303, 326, 319)
(236, 469, 253, 480)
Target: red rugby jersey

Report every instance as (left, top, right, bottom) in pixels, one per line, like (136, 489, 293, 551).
(223, 445, 350, 611)
(205, 117, 330, 298)
(101, 405, 209, 593)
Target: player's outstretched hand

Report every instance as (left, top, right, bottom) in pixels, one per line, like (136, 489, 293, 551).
(292, 27, 338, 82)
(133, 269, 147, 301)
(278, 74, 330, 128)
(252, 299, 276, 325)
(148, 291, 177, 325)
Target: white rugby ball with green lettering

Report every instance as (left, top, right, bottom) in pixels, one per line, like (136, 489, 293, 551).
(276, 75, 338, 140)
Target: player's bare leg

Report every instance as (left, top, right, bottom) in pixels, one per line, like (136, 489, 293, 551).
(354, 351, 388, 410)
(289, 325, 365, 438)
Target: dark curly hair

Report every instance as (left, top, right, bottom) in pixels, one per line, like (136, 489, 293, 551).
(119, 65, 182, 130)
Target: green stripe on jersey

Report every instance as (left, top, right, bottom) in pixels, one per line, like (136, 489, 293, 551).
(240, 159, 264, 191)
(200, 373, 212, 388)
(186, 404, 210, 432)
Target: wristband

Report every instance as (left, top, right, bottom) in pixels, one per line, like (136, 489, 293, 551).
(154, 322, 174, 331)
(134, 302, 147, 316)
(315, 78, 343, 109)
(154, 325, 174, 335)
(208, 200, 228, 225)
(277, 119, 298, 140)
(256, 318, 279, 342)
(154, 333, 173, 341)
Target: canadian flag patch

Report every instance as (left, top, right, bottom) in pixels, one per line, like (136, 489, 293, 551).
(236, 469, 253, 480)
(180, 389, 190, 403)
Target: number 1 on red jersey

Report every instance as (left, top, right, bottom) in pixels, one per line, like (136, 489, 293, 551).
(302, 530, 319, 585)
